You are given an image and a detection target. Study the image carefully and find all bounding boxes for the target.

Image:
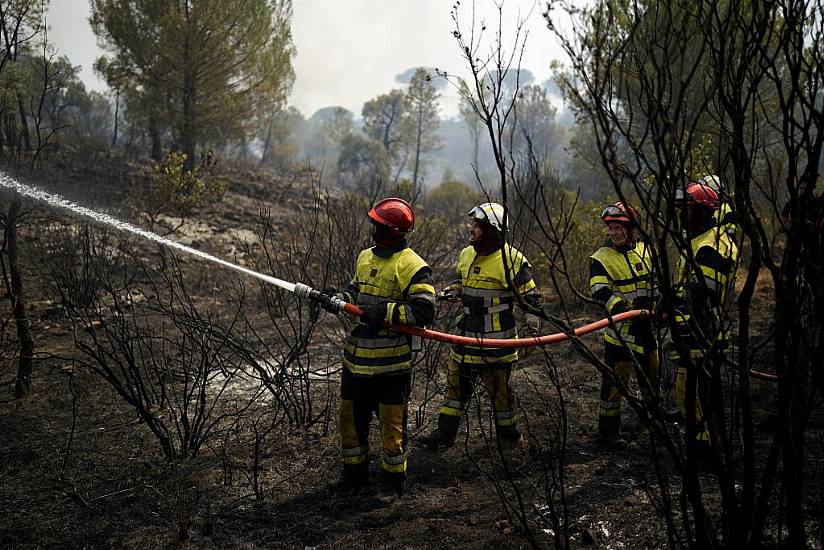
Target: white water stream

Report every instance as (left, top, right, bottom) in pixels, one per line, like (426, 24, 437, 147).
(0, 171, 296, 292)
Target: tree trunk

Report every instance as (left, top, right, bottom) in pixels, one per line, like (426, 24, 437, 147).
(412, 105, 423, 186)
(16, 93, 31, 151)
(472, 128, 480, 169)
(112, 90, 120, 147)
(181, 30, 197, 173)
(3, 112, 17, 154)
(736, 247, 760, 542)
(259, 116, 274, 167)
(5, 198, 34, 398)
(392, 150, 409, 185)
(774, 276, 808, 549)
(181, 87, 196, 172)
(149, 119, 162, 162)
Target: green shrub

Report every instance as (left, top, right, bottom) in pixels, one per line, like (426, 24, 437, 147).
(151, 151, 226, 214)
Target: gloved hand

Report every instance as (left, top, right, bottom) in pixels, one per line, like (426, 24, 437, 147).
(653, 297, 668, 326)
(438, 283, 462, 302)
(360, 303, 387, 328)
(526, 315, 542, 334)
(636, 310, 654, 332)
(523, 292, 543, 310)
(317, 287, 342, 314)
(610, 300, 630, 315)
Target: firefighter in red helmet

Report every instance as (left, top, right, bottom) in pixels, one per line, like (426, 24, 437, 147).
(589, 202, 659, 448)
(668, 182, 738, 454)
(322, 197, 435, 503)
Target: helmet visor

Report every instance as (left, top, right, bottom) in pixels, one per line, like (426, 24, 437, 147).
(601, 204, 625, 219)
(467, 206, 485, 221)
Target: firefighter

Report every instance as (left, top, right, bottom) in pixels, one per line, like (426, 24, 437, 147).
(669, 182, 739, 450)
(418, 202, 540, 450)
(589, 202, 659, 449)
(699, 174, 737, 243)
(322, 197, 435, 502)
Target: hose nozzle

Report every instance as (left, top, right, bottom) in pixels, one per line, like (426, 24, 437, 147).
(293, 282, 316, 300)
(294, 282, 347, 313)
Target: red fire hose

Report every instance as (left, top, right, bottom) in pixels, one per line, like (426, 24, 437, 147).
(340, 302, 646, 347)
(292, 282, 643, 347)
(293, 283, 778, 381)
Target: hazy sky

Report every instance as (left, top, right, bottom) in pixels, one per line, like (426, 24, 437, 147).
(47, 1, 572, 119)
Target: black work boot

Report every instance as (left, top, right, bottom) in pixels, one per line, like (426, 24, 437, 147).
(496, 425, 523, 450)
(417, 414, 460, 450)
(373, 472, 405, 505)
(597, 415, 626, 449)
(597, 431, 627, 450)
(332, 462, 369, 491)
(695, 436, 720, 473)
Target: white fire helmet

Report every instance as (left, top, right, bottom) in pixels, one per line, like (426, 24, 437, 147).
(700, 174, 722, 192)
(468, 202, 506, 232)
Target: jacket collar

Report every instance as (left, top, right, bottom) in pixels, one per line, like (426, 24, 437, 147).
(372, 241, 408, 258)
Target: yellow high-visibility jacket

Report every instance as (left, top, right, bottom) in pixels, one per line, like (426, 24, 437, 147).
(670, 226, 739, 360)
(449, 243, 538, 365)
(342, 245, 435, 376)
(715, 201, 738, 243)
(589, 240, 656, 355)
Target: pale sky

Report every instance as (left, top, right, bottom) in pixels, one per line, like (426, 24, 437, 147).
(47, 0, 572, 119)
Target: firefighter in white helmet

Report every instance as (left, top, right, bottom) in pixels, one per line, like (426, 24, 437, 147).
(700, 174, 738, 244)
(419, 202, 541, 449)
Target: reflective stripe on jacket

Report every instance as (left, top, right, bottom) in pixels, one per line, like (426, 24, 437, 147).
(589, 241, 656, 354)
(715, 201, 738, 244)
(670, 226, 739, 360)
(450, 244, 538, 365)
(343, 246, 435, 375)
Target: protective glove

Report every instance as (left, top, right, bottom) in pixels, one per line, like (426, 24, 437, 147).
(610, 300, 630, 315)
(635, 309, 654, 333)
(523, 292, 543, 310)
(526, 315, 542, 334)
(318, 287, 342, 314)
(438, 283, 462, 302)
(653, 296, 668, 326)
(360, 303, 388, 328)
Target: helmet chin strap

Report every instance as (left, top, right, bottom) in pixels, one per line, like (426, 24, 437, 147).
(609, 223, 634, 247)
(371, 220, 404, 247)
(471, 223, 502, 252)
(681, 205, 714, 235)
(623, 226, 635, 243)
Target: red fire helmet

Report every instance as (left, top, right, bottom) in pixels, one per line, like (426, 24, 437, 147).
(600, 202, 640, 225)
(675, 182, 720, 210)
(368, 198, 415, 232)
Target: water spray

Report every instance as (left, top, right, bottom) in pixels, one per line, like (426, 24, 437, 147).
(0, 172, 298, 293)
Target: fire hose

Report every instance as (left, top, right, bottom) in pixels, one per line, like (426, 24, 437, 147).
(294, 283, 646, 347)
(292, 283, 779, 382)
